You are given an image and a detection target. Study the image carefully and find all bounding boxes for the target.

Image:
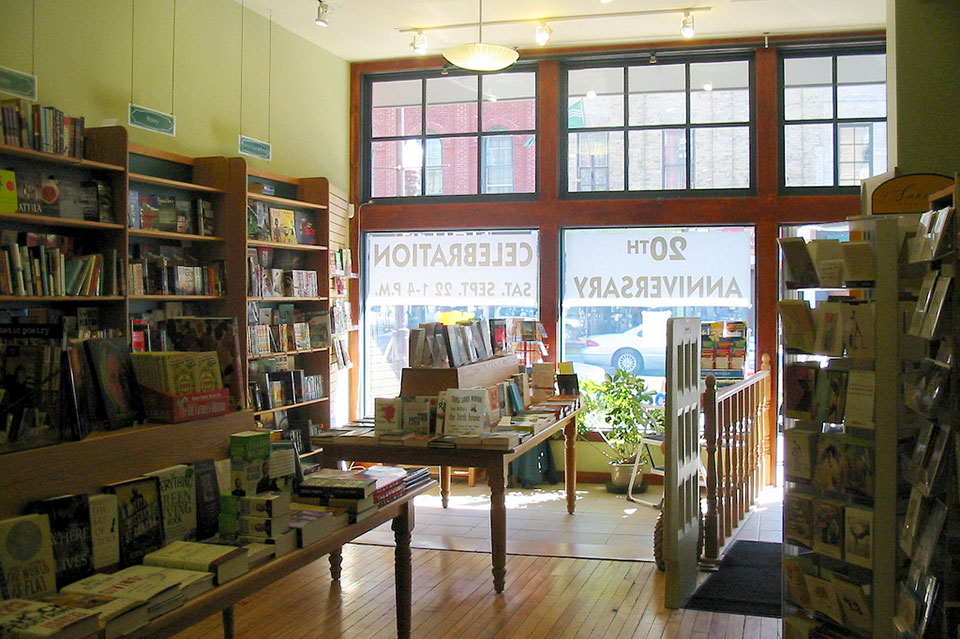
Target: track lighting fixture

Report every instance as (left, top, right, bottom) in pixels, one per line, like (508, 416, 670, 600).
(680, 11, 695, 38)
(315, 1, 330, 27)
(411, 30, 427, 54)
(535, 22, 552, 46)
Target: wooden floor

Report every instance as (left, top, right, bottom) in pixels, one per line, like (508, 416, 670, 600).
(172, 544, 781, 639)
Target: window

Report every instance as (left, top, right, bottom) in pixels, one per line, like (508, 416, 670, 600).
(561, 227, 756, 401)
(366, 70, 537, 201)
(564, 56, 752, 196)
(362, 230, 540, 412)
(781, 48, 887, 189)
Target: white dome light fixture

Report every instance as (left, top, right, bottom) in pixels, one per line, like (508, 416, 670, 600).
(680, 11, 695, 38)
(315, 1, 330, 27)
(535, 22, 552, 46)
(442, 0, 519, 72)
(411, 30, 428, 54)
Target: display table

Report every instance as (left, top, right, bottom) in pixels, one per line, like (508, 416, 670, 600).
(123, 480, 435, 639)
(315, 409, 581, 593)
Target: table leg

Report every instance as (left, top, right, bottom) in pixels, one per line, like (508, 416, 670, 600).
(440, 465, 452, 509)
(487, 459, 507, 593)
(565, 417, 578, 515)
(329, 547, 343, 580)
(221, 606, 234, 639)
(392, 503, 413, 639)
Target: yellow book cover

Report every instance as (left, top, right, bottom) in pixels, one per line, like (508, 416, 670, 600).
(164, 353, 199, 395)
(0, 514, 57, 598)
(269, 208, 297, 244)
(195, 352, 223, 391)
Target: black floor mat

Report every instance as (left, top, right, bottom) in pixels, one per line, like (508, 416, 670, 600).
(683, 540, 782, 618)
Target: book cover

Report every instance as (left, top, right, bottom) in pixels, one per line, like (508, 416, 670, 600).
(0, 598, 100, 638)
(778, 237, 819, 287)
(36, 590, 148, 639)
(165, 317, 245, 410)
(305, 310, 331, 349)
(156, 195, 177, 232)
(841, 438, 874, 498)
(842, 369, 875, 430)
(102, 476, 164, 568)
(269, 208, 296, 244)
(30, 494, 94, 589)
(840, 240, 875, 286)
(89, 493, 120, 571)
(294, 211, 317, 245)
(0, 343, 62, 454)
(812, 369, 847, 426)
(783, 427, 817, 480)
(782, 556, 812, 608)
(190, 458, 221, 541)
(175, 199, 192, 234)
(813, 498, 845, 560)
(144, 464, 197, 544)
(784, 491, 815, 548)
(831, 576, 872, 633)
(138, 195, 159, 230)
(442, 388, 491, 436)
(777, 300, 816, 354)
(0, 513, 57, 598)
(804, 574, 844, 624)
(63, 564, 182, 609)
(784, 362, 818, 419)
(844, 505, 873, 569)
(143, 540, 249, 586)
(84, 337, 143, 430)
(40, 174, 60, 216)
(813, 302, 845, 356)
(812, 433, 844, 492)
(15, 167, 43, 215)
(842, 302, 874, 359)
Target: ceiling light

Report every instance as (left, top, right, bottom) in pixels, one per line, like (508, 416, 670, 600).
(535, 22, 552, 46)
(600, 0, 614, 3)
(680, 11, 695, 38)
(585, 90, 597, 99)
(315, 1, 330, 26)
(411, 30, 427, 54)
(442, 0, 519, 72)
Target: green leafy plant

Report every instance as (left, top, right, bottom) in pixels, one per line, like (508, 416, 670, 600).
(580, 370, 663, 464)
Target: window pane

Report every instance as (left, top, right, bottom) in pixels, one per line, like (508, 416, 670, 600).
(568, 131, 624, 192)
(628, 64, 686, 126)
(784, 56, 832, 86)
(690, 61, 749, 124)
(371, 79, 422, 137)
(482, 135, 535, 194)
(426, 76, 478, 134)
(561, 227, 755, 389)
(371, 139, 423, 197)
(784, 86, 833, 120)
(837, 83, 886, 119)
(363, 230, 540, 413)
(568, 68, 624, 128)
(482, 72, 536, 132)
(423, 136, 478, 196)
(628, 129, 687, 190)
(838, 121, 887, 186)
(784, 123, 834, 187)
(691, 127, 750, 189)
(837, 54, 885, 84)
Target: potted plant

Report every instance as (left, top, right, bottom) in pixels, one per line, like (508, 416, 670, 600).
(580, 370, 664, 493)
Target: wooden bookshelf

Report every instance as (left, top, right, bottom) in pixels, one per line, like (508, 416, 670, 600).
(129, 294, 226, 301)
(253, 396, 329, 418)
(0, 212, 126, 230)
(129, 172, 226, 193)
(247, 239, 328, 251)
(247, 191, 327, 210)
(0, 295, 124, 302)
(0, 141, 125, 172)
(128, 228, 226, 242)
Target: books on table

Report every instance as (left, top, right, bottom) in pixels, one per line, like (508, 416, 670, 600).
(37, 591, 149, 639)
(62, 565, 185, 620)
(0, 598, 100, 639)
(0, 513, 58, 599)
(143, 540, 249, 586)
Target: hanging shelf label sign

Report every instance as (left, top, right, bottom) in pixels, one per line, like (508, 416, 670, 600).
(238, 135, 272, 161)
(0, 65, 37, 100)
(128, 103, 176, 136)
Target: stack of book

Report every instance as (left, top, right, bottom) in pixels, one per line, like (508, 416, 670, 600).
(129, 192, 214, 235)
(297, 470, 378, 524)
(218, 492, 296, 559)
(1, 98, 85, 157)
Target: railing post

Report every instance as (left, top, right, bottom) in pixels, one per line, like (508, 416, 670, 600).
(760, 353, 772, 488)
(702, 374, 720, 565)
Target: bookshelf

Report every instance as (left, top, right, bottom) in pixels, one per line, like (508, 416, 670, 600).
(779, 216, 901, 639)
(225, 158, 333, 441)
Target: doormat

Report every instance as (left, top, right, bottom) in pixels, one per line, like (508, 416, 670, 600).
(684, 540, 782, 618)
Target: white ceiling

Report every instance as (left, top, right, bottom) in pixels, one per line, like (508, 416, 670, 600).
(236, 0, 886, 63)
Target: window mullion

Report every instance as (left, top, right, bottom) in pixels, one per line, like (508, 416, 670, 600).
(685, 63, 692, 190)
(421, 78, 427, 197)
(623, 66, 629, 193)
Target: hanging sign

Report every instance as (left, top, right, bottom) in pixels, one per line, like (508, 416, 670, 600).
(0, 65, 37, 100)
(564, 228, 752, 307)
(238, 135, 272, 161)
(128, 103, 176, 136)
(366, 230, 539, 306)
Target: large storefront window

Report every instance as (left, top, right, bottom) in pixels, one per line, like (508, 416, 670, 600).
(363, 230, 540, 413)
(561, 227, 756, 401)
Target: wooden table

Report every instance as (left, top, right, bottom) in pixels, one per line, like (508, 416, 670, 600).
(124, 481, 435, 639)
(316, 410, 580, 593)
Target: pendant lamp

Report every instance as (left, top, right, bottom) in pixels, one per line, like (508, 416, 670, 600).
(442, 0, 519, 72)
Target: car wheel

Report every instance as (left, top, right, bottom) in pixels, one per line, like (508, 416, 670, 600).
(612, 348, 642, 373)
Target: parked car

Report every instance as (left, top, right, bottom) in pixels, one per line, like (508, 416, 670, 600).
(579, 324, 667, 375)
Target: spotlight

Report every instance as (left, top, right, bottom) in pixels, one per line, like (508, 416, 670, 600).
(535, 22, 552, 46)
(680, 12, 695, 38)
(315, 1, 330, 26)
(600, 0, 614, 3)
(411, 30, 428, 54)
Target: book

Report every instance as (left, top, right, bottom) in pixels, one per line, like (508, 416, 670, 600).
(811, 369, 846, 426)
(15, 167, 43, 215)
(813, 302, 844, 356)
(840, 438, 874, 498)
(830, 575, 872, 633)
(843, 505, 873, 569)
(0, 513, 57, 599)
(778, 237, 819, 288)
(0, 598, 100, 639)
(156, 195, 177, 232)
(88, 494, 119, 572)
(804, 574, 843, 624)
(143, 464, 197, 544)
(29, 494, 94, 589)
(298, 473, 376, 500)
(62, 565, 183, 619)
(138, 195, 159, 230)
(784, 491, 815, 547)
(269, 208, 296, 244)
(84, 337, 142, 430)
(190, 459, 220, 541)
(841, 302, 874, 359)
(101, 476, 164, 568)
(783, 362, 818, 419)
(287, 505, 349, 547)
(812, 433, 844, 492)
(813, 498, 845, 560)
(294, 211, 317, 245)
(143, 540, 248, 586)
(840, 240, 875, 286)
(807, 239, 844, 287)
(782, 556, 812, 608)
(164, 317, 245, 411)
(777, 300, 816, 353)
(36, 591, 149, 639)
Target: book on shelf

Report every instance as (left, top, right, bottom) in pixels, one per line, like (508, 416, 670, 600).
(908, 271, 939, 336)
(294, 211, 317, 245)
(843, 505, 873, 569)
(812, 432, 844, 492)
(143, 540, 249, 586)
(779, 237, 820, 288)
(812, 498, 845, 560)
(143, 464, 197, 544)
(269, 208, 296, 244)
(0, 513, 57, 599)
(782, 555, 814, 608)
(0, 99, 86, 157)
(784, 362, 818, 420)
(0, 598, 100, 639)
(101, 476, 164, 568)
(247, 201, 270, 241)
(839, 240, 875, 286)
(61, 565, 184, 619)
(918, 275, 951, 340)
(778, 300, 816, 354)
(830, 575, 873, 633)
(804, 574, 845, 625)
(784, 491, 815, 548)
(84, 337, 142, 430)
(0, 343, 64, 454)
(812, 302, 845, 357)
(88, 493, 119, 572)
(27, 494, 95, 590)
(840, 437, 874, 498)
(811, 369, 847, 426)
(165, 317, 245, 411)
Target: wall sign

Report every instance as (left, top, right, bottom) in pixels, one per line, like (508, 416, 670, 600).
(0, 65, 37, 100)
(239, 135, 272, 161)
(128, 103, 176, 136)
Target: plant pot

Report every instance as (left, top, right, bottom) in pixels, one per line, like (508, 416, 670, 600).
(609, 462, 635, 488)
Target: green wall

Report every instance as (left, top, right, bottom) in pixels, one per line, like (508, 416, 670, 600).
(0, 0, 349, 189)
(888, 0, 960, 176)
